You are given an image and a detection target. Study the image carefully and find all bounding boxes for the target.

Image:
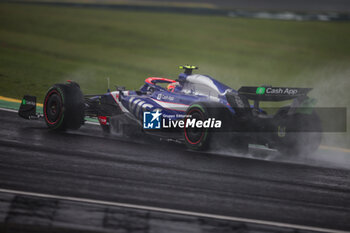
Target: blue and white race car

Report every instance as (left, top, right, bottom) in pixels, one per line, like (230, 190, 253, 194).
(19, 65, 322, 155)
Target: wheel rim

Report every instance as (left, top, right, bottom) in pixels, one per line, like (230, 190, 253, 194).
(184, 109, 206, 145)
(44, 90, 63, 125)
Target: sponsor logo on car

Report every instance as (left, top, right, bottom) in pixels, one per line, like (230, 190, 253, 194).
(266, 88, 298, 95)
(22, 99, 36, 106)
(129, 97, 154, 118)
(256, 87, 298, 95)
(157, 94, 175, 101)
(256, 87, 266, 95)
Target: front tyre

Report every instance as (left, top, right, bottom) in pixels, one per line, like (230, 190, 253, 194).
(43, 82, 84, 131)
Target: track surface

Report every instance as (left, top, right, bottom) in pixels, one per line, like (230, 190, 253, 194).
(0, 109, 349, 231)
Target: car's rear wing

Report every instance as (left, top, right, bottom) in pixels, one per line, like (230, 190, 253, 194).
(238, 86, 312, 102)
(237, 86, 314, 111)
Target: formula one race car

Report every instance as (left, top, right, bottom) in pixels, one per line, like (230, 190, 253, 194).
(19, 65, 322, 155)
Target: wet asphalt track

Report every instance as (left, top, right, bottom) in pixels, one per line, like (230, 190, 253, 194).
(0, 109, 350, 232)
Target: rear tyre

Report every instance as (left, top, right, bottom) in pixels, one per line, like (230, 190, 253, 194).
(43, 82, 84, 131)
(274, 109, 322, 156)
(183, 102, 233, 151)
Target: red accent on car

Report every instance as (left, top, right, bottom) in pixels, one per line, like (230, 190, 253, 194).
(167, 83, 176, 92)
(145, 77, 176, 85)
(98, 116, 108, 125)
(110, 93, 120, 108)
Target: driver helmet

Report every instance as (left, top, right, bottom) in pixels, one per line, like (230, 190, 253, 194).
(167, 82, 180, 92)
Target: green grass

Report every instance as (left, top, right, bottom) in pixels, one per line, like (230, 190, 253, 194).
(0, 3, 349, 147)
(1, 3, 350, 99)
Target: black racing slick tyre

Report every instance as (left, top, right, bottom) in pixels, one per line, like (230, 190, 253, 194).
(43, 82, 84, 131)
(274, 109, 322, 156)
(183, 102, 231, 151)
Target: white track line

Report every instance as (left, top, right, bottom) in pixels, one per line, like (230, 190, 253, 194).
(0, 107, 17, 113)
(0, 188, 346, 233)
(0, 107, 99, 125)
